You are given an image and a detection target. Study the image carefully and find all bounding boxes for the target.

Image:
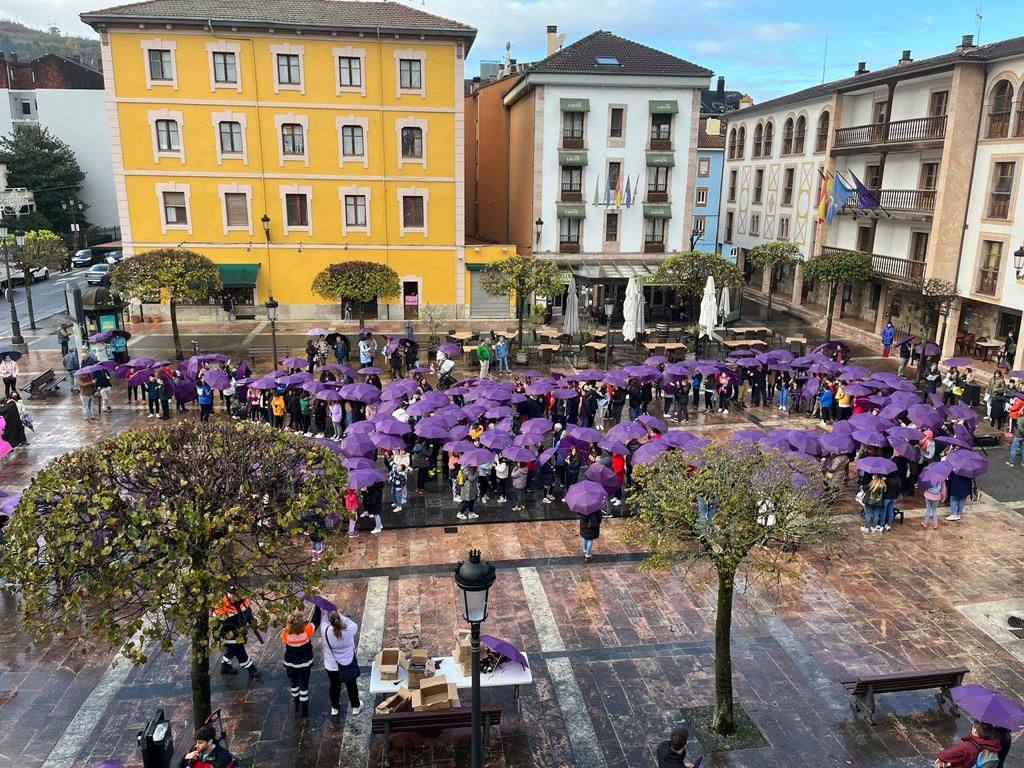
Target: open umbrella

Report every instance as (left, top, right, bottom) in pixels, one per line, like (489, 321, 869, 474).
(340, 383, 380, 403)
(461, 448, 497, 468)
(566, 426, 602, 443)
(202, 369, 231, 390)
(918, 461, 953, 487)
(853, 430, 888, 448)
(279, 372, 312, 386)
(914, 341, 941, 357)
(306, 327, 329, 336)
(358, 366, 383, 376)
(856, 456, 897, 475)
(501, 445, 535, 463)
(698, 275, 718, 340)
(480, 635, 529, 670)
(438, 342, 460, 356)
(279, 356, 308, 370)
(942, 357, 971, 368)
(0, 349, 23, 361)
(888, 435, 918, 461)
(348, 469, 388, 490)
(934, 435, 973, 449)
(598, 437, 629, 455)
(378, 418, 411, 436)
(521, 417, 553, 433)
(414, 418, 451, 439)
(945, 449, 987, 478)
(564, 480, 608, 514)
(951, 685, 1024, 730)
(606, 422, 647, 442)
(820, 432, 856, 454)
(811, 340, 851, 356)
(632, 441, 669, 465)
(372, 433, 406, 451)
(552, 388, 579, 400)
(340, 434, 376, 458)
(584, 462, 620, 493)
(563, 274, 580, 342)
(479, 431, 512, 450)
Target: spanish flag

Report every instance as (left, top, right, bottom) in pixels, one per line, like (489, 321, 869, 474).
(816, 170, 832, 223)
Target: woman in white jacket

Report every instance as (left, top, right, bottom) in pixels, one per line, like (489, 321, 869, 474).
(313, 605, 362, 716)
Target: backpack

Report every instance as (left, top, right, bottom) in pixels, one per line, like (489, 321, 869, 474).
(975, 750, 999, 768)
(865, 482, 885, 506)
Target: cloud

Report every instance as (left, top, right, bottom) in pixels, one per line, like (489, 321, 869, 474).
(752, 22, 808, 42)
(691, 40, 732, 56)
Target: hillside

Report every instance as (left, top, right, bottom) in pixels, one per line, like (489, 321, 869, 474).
(0, 20, 100, 69)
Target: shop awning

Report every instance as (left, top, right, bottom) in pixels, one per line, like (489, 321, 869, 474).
(649, 99, 678, 114)
(218, 263, 260, 288)
(560, 97, 590, 112)
(556, 203, 587, 219)
(646, 151, 675, 167)
(643, 204, 672, 219)
(558, 150, 587, 166)
(573, 263, 658, 280)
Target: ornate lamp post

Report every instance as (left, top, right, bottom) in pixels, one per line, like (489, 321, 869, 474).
(534, 217, 543, 246)
(1013, 245, 1024, 279)
(264, 296, 279, 370)
(453, 549, 496, 768)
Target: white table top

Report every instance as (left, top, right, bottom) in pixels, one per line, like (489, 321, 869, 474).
(368, 654, 533, 695)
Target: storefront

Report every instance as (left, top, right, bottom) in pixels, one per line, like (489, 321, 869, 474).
(216, 264, 260, 318)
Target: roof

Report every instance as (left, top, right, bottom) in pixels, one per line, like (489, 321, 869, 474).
(730, 33, 1024, 118)
(698, 117, 725, 149)
(700, 86, 744, 115)
(81, 0, 476, 39)
(528, 30, 711, 78)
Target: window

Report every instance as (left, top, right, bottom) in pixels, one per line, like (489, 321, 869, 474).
(763, 121, 774, 156)
(919, 162, 939, 190)
(609, 107, 624, 139)
(163, 191, 187, 225)
(873, 101, 889, 124)
(561, 166, 583, 194)
(696, 186, 708, 206)
(219, 121, 243, 154)
(856, 225, 874, 253)
(644, 218, 665, 243)
(647, 166, 669, 193)
(782, 118, 794, 154)
(340, 125, 364, 158)
(399, 59, 422, 90)
(753, 169, 764, 203)
(338, 56, 362, 88)
(149, 49, 173, 81)
(401, 127, 423, 159)
(794, 116, 807, 153)
(749, 213, 760, 236)
(693, 215, 706, 235)
(725, 211, 734, 241)
(988, 161, 1015, 218)
(402, 195, 425, 228)
(281, 123, 304, 156)
(155, 119, 179, 152)
(650, 113, 672, 143)
(559, 217, 581, 245)
(277, 54, 301, 85)
(20, 100, 31, 116)
(777, 216, 790, 240)
(911, 231, 929, 261)
(753, 124, 763, 157)
(816, 112, 830, 152)
(224, 192, 249, 228)
(988, 81, 1014, 138)
(728, 170, 737, 202)
(285, 193, 309, 227)
(212, 51, 237, 84)
(738, 125, 746, 158)
(782, 167, 795, 205)
(344, 194, 367, 227)
(728, 128, 737, 159)
(865, 163, 882, 190)
(595, 56, 619, 65)
(977, 240, 1002, 295)
(929, 90, 949, 117)
(1016, 95, 1024, 138)
(607, 161, 622, 191)
(605, 213, 619, 242)
(563, 111, 585, 143)
(697, 157, 710, 177)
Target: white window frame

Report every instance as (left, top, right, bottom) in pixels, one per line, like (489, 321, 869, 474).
(274, 113, 309, 167)
(333, 46, 367, 97)
(394, 49, 426, 99)
(270, 43, 305, 95)
(211, 111, 248, 166)
(693, 215, 706, 235)
(397, 186, 429, 237)
(146, 108, 184, 163)
(695, 186, 709, 206)
(335, 115, 369, 168)
(205, 41, 242, 93)
(338, 185, 372, 236)
(697, 157, 711, 178)
(279, 184, 313, 235)
(395, 117, 428, 169)
(141, 38, 177, 90)
(155, 181, 191, 234)
(218, 183, 253, 235)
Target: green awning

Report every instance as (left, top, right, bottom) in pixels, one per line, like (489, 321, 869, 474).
(649, 99, 678, 114)
(558, 150, 587, 166)
(556, 203, 587, 219)
(560, 97, 590, 112)
(646, 151, 675, 167)
(643, 204, 672, 219)
(218, 263, 260, 287)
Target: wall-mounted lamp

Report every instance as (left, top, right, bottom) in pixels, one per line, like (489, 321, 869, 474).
(534, 218, 543, 245)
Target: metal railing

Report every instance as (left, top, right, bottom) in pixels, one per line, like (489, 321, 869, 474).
(833, 115, 947, 148)
(842, 188, 936, 214)
(821, 246, 926, 281)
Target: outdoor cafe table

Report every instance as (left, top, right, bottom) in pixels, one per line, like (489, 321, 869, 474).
(731, 326, 770, 335)
(449, 331, 474, 341)
(369, 654, 533, 716)
(975, 339, 1002, 362)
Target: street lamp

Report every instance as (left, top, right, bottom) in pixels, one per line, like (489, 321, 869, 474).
(265, 296, 279, 370)
(0, 224, 24, 346)
(260, 214, 271, 241)
(1014, 245, 1024, 279)
(603, 295, 615, 371)
(453, 549, 496, 768)
(534, 218, 543, 246)
(62, 199, 84, 252)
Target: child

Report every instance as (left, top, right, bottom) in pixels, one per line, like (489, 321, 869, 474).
(344, 488, 360, 538)
(922, 477, 946, 529)
(389, 462, 408, 513)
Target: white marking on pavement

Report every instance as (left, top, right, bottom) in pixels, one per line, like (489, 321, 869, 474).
(242, 322, 268, 349)
(519, 566, 607, 768)
(339, 575, 389, 768)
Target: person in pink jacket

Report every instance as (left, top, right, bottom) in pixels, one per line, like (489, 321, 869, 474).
(922, 476, 947, 529)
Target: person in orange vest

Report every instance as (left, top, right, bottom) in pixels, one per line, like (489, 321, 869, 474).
(281, 610, 316, 717)
(214, 589, 261, 680)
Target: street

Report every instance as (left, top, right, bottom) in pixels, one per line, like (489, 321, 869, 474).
(0, 268, 88, 348)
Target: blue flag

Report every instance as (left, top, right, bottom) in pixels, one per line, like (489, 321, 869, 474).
(826, 174, 854, 224)
(849, 170, 879, 210)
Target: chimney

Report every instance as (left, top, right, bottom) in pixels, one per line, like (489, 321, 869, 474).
(854, 61, 869, 75)
(957, 34, 975, 50)
(705, 117, 722, 137)
(738, 94, 754, 109)
(546, 25, 558, 57)
(716, 75, 725, 97)
(898, 49, 912, 65)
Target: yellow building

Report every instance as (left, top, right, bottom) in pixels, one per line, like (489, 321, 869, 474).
(82, 0, 510, 320)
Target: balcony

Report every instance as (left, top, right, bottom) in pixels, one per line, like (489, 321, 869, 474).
(842, 188, 937, 216)
(646, 189, 668, 203)
(833, 115, 947, 151)
(561, 185, 583, 203)
(562, 130, 584, 150)
(644, 240, 666, 254)
(821, 246, 926, 282)
(559, 240, 580, 254)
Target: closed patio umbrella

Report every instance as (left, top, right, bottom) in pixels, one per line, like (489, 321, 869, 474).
(621, 276, 645, 342)
(698, 276, 719, 340)
(562, 275, 580, 342)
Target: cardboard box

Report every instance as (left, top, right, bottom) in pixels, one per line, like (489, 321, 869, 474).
(410, 674, 459, 712)
(406, 648, 436, 690)
(374, 686, 411, 715)
(375, 648, 407, 681)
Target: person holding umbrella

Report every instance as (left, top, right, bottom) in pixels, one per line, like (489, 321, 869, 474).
(934, 720, 1002, 768)
(0, 353, 18, 398)
(880, 319, 895, 358)
(948, 684, 1023, 767)
(947, 470, 978, 522)
(456, 464, 480, 520)
(566, 480, 607, 561)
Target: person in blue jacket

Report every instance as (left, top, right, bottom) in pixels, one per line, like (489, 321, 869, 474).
(880, 320, 896, 358)
(197, 381, 214, 422)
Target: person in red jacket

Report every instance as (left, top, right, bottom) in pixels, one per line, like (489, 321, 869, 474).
(935, 720, 1002, 768)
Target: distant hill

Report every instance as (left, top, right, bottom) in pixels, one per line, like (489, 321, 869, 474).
(0, 20, 100, 70)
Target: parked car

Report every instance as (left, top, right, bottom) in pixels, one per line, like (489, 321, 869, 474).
(85, 263, 110, 285)
(73, 248, 121, 267)
(106, 249, 124, 263)
(72, 249, 95, 267)
(0, 265, 50, 290)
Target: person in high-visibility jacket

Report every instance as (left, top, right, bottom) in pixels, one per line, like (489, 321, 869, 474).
(214, 590, 261, 680)
(281, 610, 316, 717)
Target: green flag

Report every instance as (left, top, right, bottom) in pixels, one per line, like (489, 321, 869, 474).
(593, 174, 600, 206)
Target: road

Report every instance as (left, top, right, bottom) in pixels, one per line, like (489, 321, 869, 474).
(0, 268, 89, 328)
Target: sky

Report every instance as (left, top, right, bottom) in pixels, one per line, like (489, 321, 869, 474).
(4, 0, 1022, 101)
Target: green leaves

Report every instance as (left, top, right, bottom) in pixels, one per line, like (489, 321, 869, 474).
(480, 254, 562, 300)
(1, 229, 65, 271)
(0, 124, 87, 232)
(652, 251, 742, 297)
(110, 248, 222, 304)
(746, 241, 800, 270)
(312, 261, 400, 304)
(802, 249, 873, 285)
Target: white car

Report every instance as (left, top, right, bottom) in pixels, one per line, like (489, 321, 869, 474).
(0, 265, 49, 290)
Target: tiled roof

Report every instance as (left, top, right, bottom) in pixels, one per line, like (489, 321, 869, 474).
(529, 30, 711, 78)
(698, 117, 725, 149)
(81, 0, 476, 36)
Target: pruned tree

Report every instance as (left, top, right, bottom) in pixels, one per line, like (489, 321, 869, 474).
(746, 241, 800, 321)
(0, 124, 87, 233)
(3, 229, 65, 330)
(480, 253, 563, 345)
(802, 249, 874, 340)
(419, 303, 451, 346)
(626, 442, 839, 736)
(312, 260, 400, 325)
(890, 277, 959, 344)
(110, 248, 222, 360)
(0, 421, 348, 727)
(652, 250, 742, 327)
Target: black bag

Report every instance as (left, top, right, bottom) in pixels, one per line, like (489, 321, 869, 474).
(340, 659, 361, 682)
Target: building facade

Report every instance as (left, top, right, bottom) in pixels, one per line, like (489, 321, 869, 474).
(691, 116, 725, 253)
(82, 0, 511, 320)
(466, 30, 711, 319)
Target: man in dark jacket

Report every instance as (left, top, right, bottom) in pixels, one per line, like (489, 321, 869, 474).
(656, 727, 694, 767)
(180, 723, 233, 768)
(334, 335, 350, 363)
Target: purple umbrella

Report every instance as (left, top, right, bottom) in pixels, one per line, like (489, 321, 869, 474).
(378, 418, 411, 436)
(934, 435, 973, 449)
(348, 468, 388, 489)
(564, 480, 608, 514)
(247, 378, 278, 390)
(537, 446, 558, 465)
(950, 685, 1024, 730)
(306, 327, 329, 336)
(606, 422, 647, 442)
(340, 383, 380, 403)
(914, 341, 941, 357)
(279, 372, 312, 386)
(856, 456, 897, 475)
(603, 371, 630, 387)
(787, 431, 822, 457)
(443, 439, 477, 455)
(887, 426, 925, 441)
(280, 356, 308, 370)
(438, 342, 460, 356)
(567, 426, 602, 443)
(358, 366, 383, 375)
(341, 434, 376, 458)
(414, 418, 451, 439)
(89, 330, 114, 343)
(77, 363, 112, 376)
(848, 413, 887, 431)
(372, 433, 406, 451)
(480, 635, 530, 669)
(525, 381, 554, 396)
(888, 435, 918, 460)
(319, 363, 356, 376)
(695, 363, 722, 376)
(839, 365, 870, 381)
(820, 432, 856, 454)
(731, 429, 764, 445)
(811, 340, 850, 355)
(598, 437, 629, 455)
(317, 390, 343, 401)
(576, 370, 606, 382)
(521, 417, 553, 433)
(91, 761, 125, 768)
(202, 369, 231, 390)
(908, 404, 943, 430)
(552, 388, 579, 399)
(853, 430, 888, 448)
(637, 415, 667, 433)
(461, 448, 497, 467)
(918, 461, 953, 487)
(584, 462, 621, 493)
(479, 431, 512, 450)
(945, 449, 987, 478)
(942, 357, 971, 368)
(623, 365, 660, 382)
(341, 457, 376, 471)
(644, 355, 669, 366)
(949, 404, 977, 422)
(632, 441, 669, 465)
(501, 445, 536, 462)
(485, 406, 514, 419)
(171, 379, 197, 403)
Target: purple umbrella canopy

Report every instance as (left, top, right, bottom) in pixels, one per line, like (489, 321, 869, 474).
(303, 381, 332, 395)
(632, 441, 669, 465)
(848, 413, 888, 432)
(852, 430, 888, 448)
(77, 362, 112, 376)
(942, 357, 971, 368)
(246, 378, 278, 390)
(856, 456, 898, 475)
(513, 431, 545, 448)
(887, 426, 925, 442)
(340, 383, 380, 403)
(584, 462, 621, 492)
(660, 431, 694, 449)
(908, 404, 943, 430)
(598, 437, 629, 455)
(606, 422, 647, 442)
(485, 405, 514, 419)
(575, 369, 606, 382)
(934, 435, 973, 449)
(564, 480, 609, 514)
(819, 432, 856, 455)
(521, 417, 553, 433)
(480, 635, 530, 669)
(838, 365, 870, 380)
(358, 366, 383, 375)
(787, 431, 822, 457)
(479, 430, 513, 450)
(949, 404, 978, 422)
(918, 461, 953, 487)
(461, 448, 497, 467)
(306, 327, 329, 336)
(202, 369, 231, 390)
(603, 371, 630, 387)
(537, 446, 559, 465)
(340, 434, 376, 458)
(914, 341, 941, 357)
(279, 372, 313, 386)
(552, 388, 579, 400)
(90, 761, 125, 768)
(731, 429, 765, 445)
(346, 420, 376, 434)
(944, 449, 988, 478)
(438, 342, 460, 356)
(637, 414, 668, 433)
(644, 355, 669, 366)
(888, 435, 918, 460)
(279, 356, 308, 370)
(317, 390, 343, 401)
(348, 468, 388, 489)
(566, 426, 602, 443)
(414, 418, 452, 439)
(372, 433, 407, 451)
(501, 445, 536, 463)
(950, 685, 1024, 730)
(377, 418, 411, 436)
(443, 439, 478, 455)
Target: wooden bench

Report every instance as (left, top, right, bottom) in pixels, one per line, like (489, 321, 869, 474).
(21, 368, 66, 399)
(371, 705, 501, 767)
(841, 666, 968, 723)
(248, 346, 275, 364)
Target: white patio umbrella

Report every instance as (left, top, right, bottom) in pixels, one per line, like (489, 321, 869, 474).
(698, 275, 719, 340)
(562, 275, 580, 341)
(622, 276, 646, 342)
(718, 285, 732, 326)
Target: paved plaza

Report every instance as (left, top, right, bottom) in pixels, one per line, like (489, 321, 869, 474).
(1, 310, 1023, 768)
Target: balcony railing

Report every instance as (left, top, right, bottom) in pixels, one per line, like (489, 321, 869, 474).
(644, 240, 666, 253)
(987, 112, 1011, 139)
(559, 240, 580, 254)
(821, 246, 926, 281)
(833, 115, 947, 149)
(560, 185, 583, 202)
(562, 129, 584, 149)
(843, 188, 936, 214)
(646, 190, 668, 203)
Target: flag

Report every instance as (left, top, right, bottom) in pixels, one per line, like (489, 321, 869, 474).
(633, 174, 641, 207)
(614, 172, 623, 208)
(848, 170, 879, 210)
(593, 175, 601, 206)
(604, 176, 612, 207)
(815, 170, 832, 223)
(826, 173, 854, 224)
(622, 175, 632, 208)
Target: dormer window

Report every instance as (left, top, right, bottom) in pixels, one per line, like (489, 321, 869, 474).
(595, 56, 619, 65)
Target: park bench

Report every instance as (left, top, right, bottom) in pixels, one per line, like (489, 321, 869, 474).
(371, 705, 501, 767)
(20, 368, 66, 399)
(248, 346, 275, 364)
(841, 666, 968, 723)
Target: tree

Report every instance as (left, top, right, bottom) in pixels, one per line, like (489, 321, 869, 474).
(802, 249, 874, 340)
(626, 442, 838, 736)
(891, 277, 959, 344)
(419, 303, 451, 347)
(652, 250, 742, 328)
(0, 124, 87, 233)
(312, 261, 400, 325)
(2, 229, 65, 330)
(0, 421, 348, 728)
(110, 248, 222, 360)
(746, 241, 800, 321)
(480, 253, 563, 345)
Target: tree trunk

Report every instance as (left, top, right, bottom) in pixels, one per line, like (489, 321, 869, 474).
(24, 272, 36, 330)
(169, 299, 184, 360)
(765, 267, 773, 322)
(824, 282, 837, 340)
(190, 610, 212, 729)
(516, 285, 525, 348)
(711, 569, 736, 736)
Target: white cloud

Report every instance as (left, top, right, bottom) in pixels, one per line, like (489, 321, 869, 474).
(752, 21, 808, 42)
(691, 40, 731, 56)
